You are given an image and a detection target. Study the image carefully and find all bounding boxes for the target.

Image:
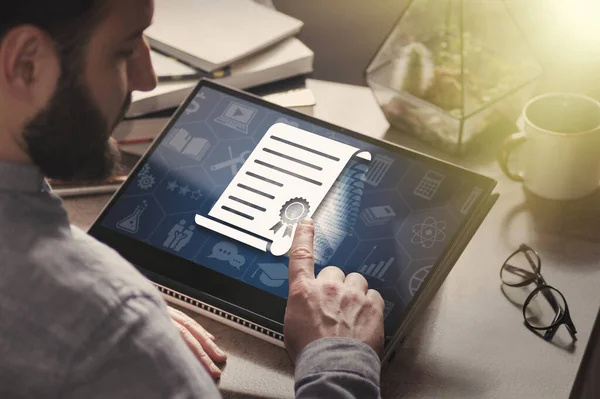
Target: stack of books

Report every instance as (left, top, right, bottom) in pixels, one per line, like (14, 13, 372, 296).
(116, 0, 315, 157)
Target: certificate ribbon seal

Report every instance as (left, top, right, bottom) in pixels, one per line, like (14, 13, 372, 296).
(270, 197, 310, 237)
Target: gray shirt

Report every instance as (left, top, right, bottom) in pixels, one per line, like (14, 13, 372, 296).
(0, 161, 381, 398)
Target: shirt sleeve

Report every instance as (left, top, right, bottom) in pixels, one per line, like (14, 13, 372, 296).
(58, 295, 222, 399)
(294, 338, 382, 399)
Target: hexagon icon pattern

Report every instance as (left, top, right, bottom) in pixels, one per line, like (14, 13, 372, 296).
(396, 207, 458, 260)
(149, 214, 213, 261)
(154, 166, 212, 214)
(157, 121, 216, 170)
(206, 96, 267, 140)
(354, 190, 411, 241)
(347, 239, 410, 290)
(395, 258, 436, 305)
(175, 87, 222, 123)
(128, 154, 169, 196)
(359, 150, 412, 191)
(102, 195, 164, 242)
(204, 138, 256, 187)
(195, 236, 258, 280)
(397, 162, 456, 211)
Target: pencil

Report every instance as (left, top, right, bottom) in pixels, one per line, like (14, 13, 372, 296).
(117, 137, 154, 145)
(54, 185, 121, 198)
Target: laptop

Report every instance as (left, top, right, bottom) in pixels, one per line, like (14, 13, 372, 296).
(569, 306, 600, 398)
(89, 79, 498, 361)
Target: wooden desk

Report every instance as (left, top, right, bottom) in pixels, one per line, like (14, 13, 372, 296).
(64, 79, 600, 398)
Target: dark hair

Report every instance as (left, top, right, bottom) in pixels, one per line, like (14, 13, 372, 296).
(1, 1, 105, 61)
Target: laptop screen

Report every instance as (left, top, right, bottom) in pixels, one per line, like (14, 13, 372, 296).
(100, 83, 492, 331)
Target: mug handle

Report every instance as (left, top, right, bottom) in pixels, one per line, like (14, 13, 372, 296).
(498, 132, 526, 182)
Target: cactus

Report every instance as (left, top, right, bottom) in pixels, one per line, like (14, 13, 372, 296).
(389, 42, 435, 98)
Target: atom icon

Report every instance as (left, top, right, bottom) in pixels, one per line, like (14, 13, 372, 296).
(411, 216, 446, 248)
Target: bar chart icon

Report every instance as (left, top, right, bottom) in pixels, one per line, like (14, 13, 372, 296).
(359, 256, 395, 281)
(383, 300, 395, 319)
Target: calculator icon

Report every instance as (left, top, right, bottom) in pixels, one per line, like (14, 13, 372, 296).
(413, 171, 445, 200)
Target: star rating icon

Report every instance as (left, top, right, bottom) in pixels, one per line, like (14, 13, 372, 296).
(167, 180, 179, 191)
(179, 185, 191, 196)
(190, 190, 203, 201)
(165, 180, 201, 201)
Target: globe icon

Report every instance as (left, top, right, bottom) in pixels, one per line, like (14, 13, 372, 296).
(409, 266, 432, 297)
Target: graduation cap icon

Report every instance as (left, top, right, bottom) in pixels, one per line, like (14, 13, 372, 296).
(251, 263, 289, 288)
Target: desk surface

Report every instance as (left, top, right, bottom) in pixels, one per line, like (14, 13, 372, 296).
(64, 79, 600, 399)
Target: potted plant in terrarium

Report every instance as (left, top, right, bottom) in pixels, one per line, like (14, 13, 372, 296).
(367, 0, 541, 154)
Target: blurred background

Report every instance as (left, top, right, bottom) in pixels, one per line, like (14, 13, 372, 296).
(275, 0, 600, 98)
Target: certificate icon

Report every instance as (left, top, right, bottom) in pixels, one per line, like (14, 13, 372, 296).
(195, 123, 371, 256)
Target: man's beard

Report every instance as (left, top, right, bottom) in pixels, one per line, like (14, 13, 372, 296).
(22, 70, 131, 182)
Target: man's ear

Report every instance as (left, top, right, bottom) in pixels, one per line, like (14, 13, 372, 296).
(0, 25, 60, 107)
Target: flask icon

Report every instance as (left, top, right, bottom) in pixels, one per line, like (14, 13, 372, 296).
(117, 200, 148, 234)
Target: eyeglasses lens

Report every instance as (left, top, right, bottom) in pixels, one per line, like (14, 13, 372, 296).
(501, 248, 540, 286)
(524, 286, 566, 329)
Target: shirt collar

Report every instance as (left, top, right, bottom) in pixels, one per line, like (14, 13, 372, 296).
(0, 161, 49, 193)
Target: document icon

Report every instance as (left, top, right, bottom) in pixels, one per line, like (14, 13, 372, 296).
(195, 123, 371, 256)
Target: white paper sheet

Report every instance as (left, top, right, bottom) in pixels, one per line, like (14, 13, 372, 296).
(196, 123, 371, 255)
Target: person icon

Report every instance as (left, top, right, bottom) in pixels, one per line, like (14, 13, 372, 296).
(164, 219, 186, 249)
(174, 225, 195, 252)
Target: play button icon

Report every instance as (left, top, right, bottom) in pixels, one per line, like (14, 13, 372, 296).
(214, 101, 258, 134)
(224, 103, 256, 124)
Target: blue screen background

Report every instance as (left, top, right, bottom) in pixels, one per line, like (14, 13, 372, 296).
(103, 86, 486, 329)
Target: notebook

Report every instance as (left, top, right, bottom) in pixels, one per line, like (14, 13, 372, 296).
(89, 79, 498, 360)
(127, 38, 314, 118)
(145, 0, 303, 72)
(116, 78, 316, 157)
(151, 51, 202, 82)
(570, 306, 600, 399)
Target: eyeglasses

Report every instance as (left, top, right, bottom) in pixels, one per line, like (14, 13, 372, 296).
(500, 244, 577, 341)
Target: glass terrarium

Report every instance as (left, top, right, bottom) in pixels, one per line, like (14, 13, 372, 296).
(367, 0, 542, 154)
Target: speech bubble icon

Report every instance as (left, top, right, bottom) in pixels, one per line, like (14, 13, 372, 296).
(208, 241, 237, 262)
(230, 255, 246, 269)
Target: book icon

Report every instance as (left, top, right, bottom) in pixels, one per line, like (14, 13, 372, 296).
(165, 128, 211, 161)
(360, 205, 396, 227)
(195, 123, 371, 256)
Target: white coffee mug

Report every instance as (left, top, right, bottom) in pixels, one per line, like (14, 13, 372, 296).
(499, 93, 600, 200)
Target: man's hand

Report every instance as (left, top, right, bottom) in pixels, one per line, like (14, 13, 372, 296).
(168, 307, 227, 379)
(284, 218, 385, 363)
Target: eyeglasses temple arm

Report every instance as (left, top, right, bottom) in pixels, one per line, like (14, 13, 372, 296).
(523, 250, 540, 272)
(564, 311, 578, 341)
(543, 324, 559, 341)
(503, 263, 537, 280)
(541, 288, 562, 315)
